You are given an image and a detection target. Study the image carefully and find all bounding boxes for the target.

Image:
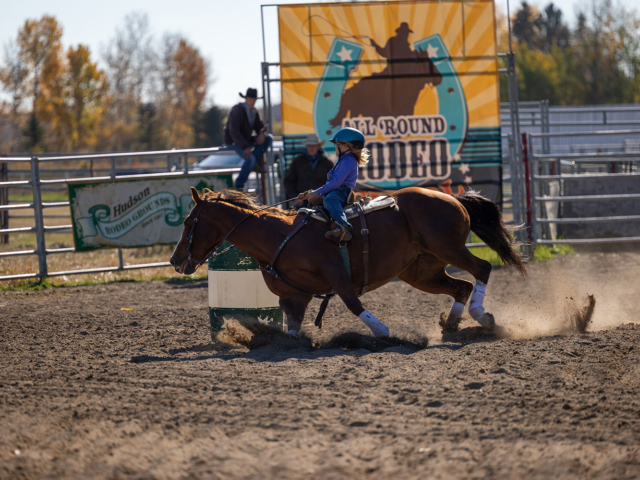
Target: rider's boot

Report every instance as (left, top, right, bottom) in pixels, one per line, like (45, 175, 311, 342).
(325, 224, 352, 242)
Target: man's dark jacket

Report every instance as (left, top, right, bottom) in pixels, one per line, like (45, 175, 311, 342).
(284, 153, 334, 199)
(223, 103, 264, 150)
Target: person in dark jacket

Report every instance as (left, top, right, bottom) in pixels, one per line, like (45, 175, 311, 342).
(284, 134, 333, 206)
(223, 88, 273, 190)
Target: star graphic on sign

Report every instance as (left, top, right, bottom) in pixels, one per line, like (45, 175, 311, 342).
(452, 152, 462, 162)
(427, 44, 439, 58)
(336, 46, 353, 62)
(463, 175, 473, 184)
(458, 163, 470, 175)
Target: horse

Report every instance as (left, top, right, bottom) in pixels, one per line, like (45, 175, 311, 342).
(170, 187, 526, 338)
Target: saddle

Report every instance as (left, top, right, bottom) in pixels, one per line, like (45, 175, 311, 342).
(297, 195, 397, 223)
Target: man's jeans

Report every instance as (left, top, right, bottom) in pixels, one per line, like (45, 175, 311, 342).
(230, 135, 273, 190)
(323, 185, 352, 228)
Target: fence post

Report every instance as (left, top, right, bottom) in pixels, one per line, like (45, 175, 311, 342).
(1, 162, 8, 244)
(31, 156, 48, 279)
(521, 133, 535, 258)
(109, 158, 124, 271)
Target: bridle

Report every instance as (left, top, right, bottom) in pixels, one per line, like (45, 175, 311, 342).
(184, 196, 300, 270)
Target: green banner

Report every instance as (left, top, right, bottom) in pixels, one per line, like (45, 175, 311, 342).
(68, 174, 232, 251)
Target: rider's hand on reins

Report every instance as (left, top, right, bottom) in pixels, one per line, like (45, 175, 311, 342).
(298, 190, 319, 205)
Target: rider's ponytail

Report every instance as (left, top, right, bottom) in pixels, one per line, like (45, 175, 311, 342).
(337, 141, 370, 166)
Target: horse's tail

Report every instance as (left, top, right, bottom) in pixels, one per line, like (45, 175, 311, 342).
(455, 190, 527, 277)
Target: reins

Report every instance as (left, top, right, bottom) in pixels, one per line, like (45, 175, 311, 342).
(186, 195, 300, 269)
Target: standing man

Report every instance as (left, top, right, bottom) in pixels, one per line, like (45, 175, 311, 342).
(223, 88, 273, 191)
(284, 134, 333, 206)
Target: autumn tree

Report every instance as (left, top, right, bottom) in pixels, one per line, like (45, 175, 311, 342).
(157, 35, 209, 148)
(59, 45, 110, 151)
(16, 15, 64, 150)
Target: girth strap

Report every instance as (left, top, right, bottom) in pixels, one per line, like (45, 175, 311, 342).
(355, 203, 370, 295)
(267, 211, 311, 268)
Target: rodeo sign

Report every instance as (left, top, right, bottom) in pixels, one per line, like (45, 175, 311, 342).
(278, 0, 502, 202)
(68, 174, 232, 251)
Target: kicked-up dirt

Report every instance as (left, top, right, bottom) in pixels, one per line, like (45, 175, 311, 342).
(1, 251, 640, 479)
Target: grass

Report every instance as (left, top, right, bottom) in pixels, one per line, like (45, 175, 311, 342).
(466, 233, 576, 268)
(533, 243, 576, 263)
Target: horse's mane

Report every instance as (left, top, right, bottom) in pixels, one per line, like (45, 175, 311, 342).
(201, 189, 297, 217)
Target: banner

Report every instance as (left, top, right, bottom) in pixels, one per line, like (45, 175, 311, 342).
(68, 174, 232, 251)
(278, 0, 502, 203)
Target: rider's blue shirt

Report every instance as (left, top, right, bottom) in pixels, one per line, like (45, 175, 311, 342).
(316, 152, 358, 196)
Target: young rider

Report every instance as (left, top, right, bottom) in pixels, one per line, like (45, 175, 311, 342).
(298, 127, 369, 242)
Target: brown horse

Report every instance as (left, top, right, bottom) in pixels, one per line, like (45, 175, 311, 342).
(170, 187, 525, 337)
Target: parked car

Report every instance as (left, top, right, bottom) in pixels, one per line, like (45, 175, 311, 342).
(191, 141, 284, 171)
(191, 141, 283, 193)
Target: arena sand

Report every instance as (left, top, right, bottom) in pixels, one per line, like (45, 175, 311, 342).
(1, 251, 639, 479)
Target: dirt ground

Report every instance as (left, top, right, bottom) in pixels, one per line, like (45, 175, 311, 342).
(1, 251, 640, 479)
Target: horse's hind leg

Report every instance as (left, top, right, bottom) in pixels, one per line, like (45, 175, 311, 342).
(433, 246, 495, 329)
(398, 254, 473, 331)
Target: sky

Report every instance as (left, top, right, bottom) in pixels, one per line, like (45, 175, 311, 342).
(3, 0, 640, 109)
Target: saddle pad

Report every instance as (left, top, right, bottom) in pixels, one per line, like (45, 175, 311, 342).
(298, 195, 397, 223)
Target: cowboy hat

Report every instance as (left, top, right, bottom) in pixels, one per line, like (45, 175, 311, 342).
(305, 133, 325, 146)
(239, 88, 262, 99)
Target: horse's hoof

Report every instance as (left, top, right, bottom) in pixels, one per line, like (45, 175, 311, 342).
(440, 311, 461, 333)
(476, 313, 496, 329)
(372, 324, 390, 337)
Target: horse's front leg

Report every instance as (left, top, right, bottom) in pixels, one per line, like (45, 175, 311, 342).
(324, 262, 390, 337)
(279, 295, 312, 338)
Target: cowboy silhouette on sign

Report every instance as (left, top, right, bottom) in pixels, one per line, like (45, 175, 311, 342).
(329, 23, 443, 127)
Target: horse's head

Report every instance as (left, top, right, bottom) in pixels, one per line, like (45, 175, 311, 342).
(170, 187, 222, 275)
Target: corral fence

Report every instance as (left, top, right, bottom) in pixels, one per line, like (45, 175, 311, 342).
(523, 129, 640, 247)
(501, 102, 640, 253)
(0, 148, 244, 282)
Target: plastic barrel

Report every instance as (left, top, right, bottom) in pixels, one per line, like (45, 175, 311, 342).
(208, 242, 284, 340)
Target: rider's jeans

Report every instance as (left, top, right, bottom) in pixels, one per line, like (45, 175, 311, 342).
(323, 185, 352, 229)
(231, 134, 273, 190)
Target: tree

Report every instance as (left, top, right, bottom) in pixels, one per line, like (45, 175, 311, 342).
(101, 12, 157, 151)
(62, 45, 110, 151)
(539, 3, 570, 52)
(137, 103, 166, 151)
(573, 0, 640, 104)
(16, 15, 64, 150)
(512, 2, 542, 48)
(0, 40, 29, 116)
(158, 35, 209, 148)
(194, 105, 227, 147)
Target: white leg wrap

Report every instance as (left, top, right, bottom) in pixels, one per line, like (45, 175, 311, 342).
(469, 280, 487, 320)
(449, 301, 465, 318)
(288, 329, 299, 338)
(359, 310, 389, 337)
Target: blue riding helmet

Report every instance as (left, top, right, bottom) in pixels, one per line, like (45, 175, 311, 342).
(329, 127, 365, 150)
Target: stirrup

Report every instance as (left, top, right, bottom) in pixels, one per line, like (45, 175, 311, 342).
(325, 224, 352, 242)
